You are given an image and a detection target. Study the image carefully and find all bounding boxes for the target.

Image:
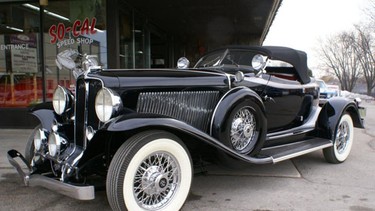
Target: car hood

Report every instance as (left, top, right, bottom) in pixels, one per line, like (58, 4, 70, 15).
(320, 89, 337, 95)
(86, 68, 230, 89)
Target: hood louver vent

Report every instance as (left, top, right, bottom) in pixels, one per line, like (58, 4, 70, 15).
(137, 91, 220, 132)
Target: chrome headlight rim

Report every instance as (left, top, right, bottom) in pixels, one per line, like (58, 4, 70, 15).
(34, 129, 48, 152)
(48, 132, 61, 157)
(52, 85, 73, 115)
(95, 87, 122, 122)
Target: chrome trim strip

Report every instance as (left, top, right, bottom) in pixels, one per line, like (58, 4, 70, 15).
(209, 86, 243, 136)
(225, 73, 232, 89)
(267, 106, 321, 140)
(267, 128, 315, 140)
(83, 81, 89, 149)
(272, 143, 332, 163)
(73, 79, 82, 149)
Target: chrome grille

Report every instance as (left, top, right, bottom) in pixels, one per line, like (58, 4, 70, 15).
(136, 91, 220, 131)
(75, 78, 102, 148)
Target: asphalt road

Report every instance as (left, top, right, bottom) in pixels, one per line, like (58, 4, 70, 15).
(0, 102, 374, 211)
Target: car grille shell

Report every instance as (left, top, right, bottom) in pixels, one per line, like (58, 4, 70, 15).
(75, 78, 103, 148)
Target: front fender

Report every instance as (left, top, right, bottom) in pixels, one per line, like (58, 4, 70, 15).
(29, 102, 56, 131)
(318, 97, 364, 139)
(86, 114, 273, 165)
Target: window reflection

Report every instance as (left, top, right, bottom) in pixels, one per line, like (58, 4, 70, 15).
(0, 1, 107, 108)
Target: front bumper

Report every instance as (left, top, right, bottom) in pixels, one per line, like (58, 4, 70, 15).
(7, 149, 95, 200)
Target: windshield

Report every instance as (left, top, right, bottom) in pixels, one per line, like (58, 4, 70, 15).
(317, 80, 327, 89)
(194, 49, 265, 70)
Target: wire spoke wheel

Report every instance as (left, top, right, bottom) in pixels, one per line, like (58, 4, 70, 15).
(230, 107, 257, 152)
(133, 152, 180, 210)
(323, 113, 354, 163)
(335, 121, 350, 154)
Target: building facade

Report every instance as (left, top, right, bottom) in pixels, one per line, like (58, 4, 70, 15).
(0, 0, 281, 128)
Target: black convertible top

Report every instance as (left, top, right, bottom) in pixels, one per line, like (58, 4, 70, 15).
(261, 46, 310, 84)
(217, 46, 311, 84)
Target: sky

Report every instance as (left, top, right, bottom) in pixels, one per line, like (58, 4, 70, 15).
(263, 0, 371, 76)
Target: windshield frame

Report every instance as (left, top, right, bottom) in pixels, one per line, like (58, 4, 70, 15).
(194, 49, 228, 68)
(194, 48, 267, 73)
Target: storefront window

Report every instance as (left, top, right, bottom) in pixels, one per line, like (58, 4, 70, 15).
(118, 5, 167, 69)
(119, 7, 151, 69)
(0, 0, 106, 108)
(44, 0, 107, 98)
(119, 8, 134, 69)
(0, 3, 41, 107)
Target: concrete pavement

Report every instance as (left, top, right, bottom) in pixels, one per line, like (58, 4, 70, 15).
(0, 102, 374, 210)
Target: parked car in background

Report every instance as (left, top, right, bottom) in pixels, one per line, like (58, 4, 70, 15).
(327, 84, 341, 96)
(8, 46, 365, 211)
(316, 79, 339, 103)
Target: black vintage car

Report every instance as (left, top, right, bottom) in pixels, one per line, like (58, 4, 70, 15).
(8, 46, 365, 211)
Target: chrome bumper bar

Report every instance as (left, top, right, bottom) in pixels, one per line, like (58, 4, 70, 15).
(7, 149, 95, 200)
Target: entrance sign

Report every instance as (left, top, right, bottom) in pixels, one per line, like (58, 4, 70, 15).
(11, 48, 38, 73)
(9, 34, 38, 73)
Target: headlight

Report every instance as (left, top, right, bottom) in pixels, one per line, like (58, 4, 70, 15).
(95, 87, 122, 122)
(177, 57, 190, 69)
(52, 86, 73, 115)
(34, 129, 47, 151)
(252, 54, 266, 70)
(48, 132, 61, 157)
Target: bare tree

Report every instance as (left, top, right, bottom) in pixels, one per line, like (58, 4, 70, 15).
(318, 1, 375, 95)
(319, 32, 361, 92)
(364, 0, 375, 28)
(352, 25, 375, 95)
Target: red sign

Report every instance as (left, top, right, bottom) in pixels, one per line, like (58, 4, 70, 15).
(48, 17, 97, 44)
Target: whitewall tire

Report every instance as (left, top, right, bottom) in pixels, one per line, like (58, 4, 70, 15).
(106, 130, 192, 211)
(323, 113, 354, 163)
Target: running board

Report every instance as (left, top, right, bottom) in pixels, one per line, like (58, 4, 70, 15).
(260, 138, 333, 164)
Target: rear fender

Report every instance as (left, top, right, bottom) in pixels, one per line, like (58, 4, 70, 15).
(210, 86, 266, 137)
(210, 86, 267, 153)
(317, 97, 364, 139)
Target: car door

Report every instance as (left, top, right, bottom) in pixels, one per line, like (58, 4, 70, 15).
(262, 75, 315, 132)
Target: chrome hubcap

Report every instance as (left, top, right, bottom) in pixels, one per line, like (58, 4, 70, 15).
(336, 121, 350, 154)
(142, 166, 170, 195)
(133, 152, 180, 210)
(230, 107, 256, 151)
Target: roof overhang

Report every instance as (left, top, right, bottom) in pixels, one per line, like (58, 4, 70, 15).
(126, 0, 282, 46)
